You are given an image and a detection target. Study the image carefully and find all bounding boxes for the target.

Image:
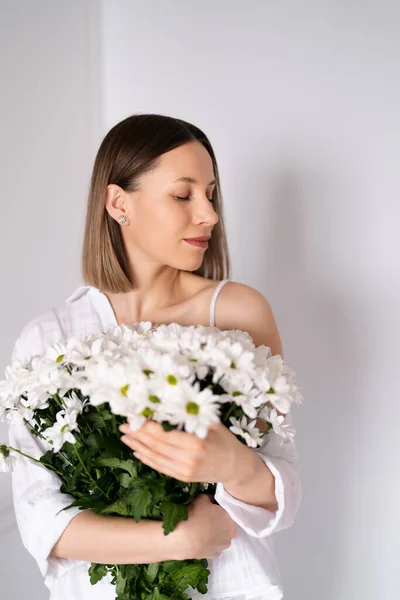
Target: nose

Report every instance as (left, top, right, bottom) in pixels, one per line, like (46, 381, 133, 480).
(192, 199, 219, 227)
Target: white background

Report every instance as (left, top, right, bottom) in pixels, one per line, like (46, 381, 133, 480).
(1, 1, 399, 599)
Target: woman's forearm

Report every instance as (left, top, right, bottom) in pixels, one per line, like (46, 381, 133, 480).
(223, 445, 278, 513)
(50, 509, 184, 564)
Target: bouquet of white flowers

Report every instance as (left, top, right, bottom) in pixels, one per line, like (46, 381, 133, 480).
(0, 322, 302, 600)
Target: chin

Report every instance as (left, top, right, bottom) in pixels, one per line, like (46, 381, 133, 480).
(172, 257, 204, 271)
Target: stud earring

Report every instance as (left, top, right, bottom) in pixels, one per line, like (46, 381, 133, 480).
(118, 215, 127, 225)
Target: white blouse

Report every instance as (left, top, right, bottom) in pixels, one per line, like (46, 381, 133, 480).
(7, 284, 301, 600)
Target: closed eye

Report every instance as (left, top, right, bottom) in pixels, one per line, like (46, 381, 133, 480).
(175, 195, 214, 203)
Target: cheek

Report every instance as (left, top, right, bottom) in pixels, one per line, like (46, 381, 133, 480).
(130, 202, 187, 248)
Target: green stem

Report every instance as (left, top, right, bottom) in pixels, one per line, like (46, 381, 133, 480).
(111, 414, 119, 436)
(7, 445, 66, 479)
(23, 418, 74, 467)
(72, 443, 110, 500)
(224, 403, 236, 423)
(52, 393, 65, 410)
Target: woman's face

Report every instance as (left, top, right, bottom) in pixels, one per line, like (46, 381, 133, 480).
(113, 141, 219, 272)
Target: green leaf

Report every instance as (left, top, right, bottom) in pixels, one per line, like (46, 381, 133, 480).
(85, 432, 103, 450)
(123, 563, 141, 579)
(119, 472, 134, 488)
(57, 490, 108, 514)
(102, 498, 132, 517)
(197, 581, 208, 594)
(129, 487, 152, 521)
(161, 560, 184, 575)
(94, 457, 136, 477)
(88, 563, 108, 585)
(145, 562, 160, 583)
(172, 564, 207, 591)
(86, 414, 106, 429)
(144, 586, 172, 600)
(160, 502, 188, 535)
(116, 572, 127, 594)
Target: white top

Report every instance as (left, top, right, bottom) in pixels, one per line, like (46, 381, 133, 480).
(7, 283, 301, 600)
(209, 279, 229, 327)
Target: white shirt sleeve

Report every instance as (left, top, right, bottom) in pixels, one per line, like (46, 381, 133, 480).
(214, 412, 301, 538)
(8, 320, 86, 587)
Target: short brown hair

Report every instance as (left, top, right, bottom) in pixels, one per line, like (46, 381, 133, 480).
(82, 114, 231, 293)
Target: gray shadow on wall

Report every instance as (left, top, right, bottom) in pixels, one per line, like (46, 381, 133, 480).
(253, 162, 363, 600)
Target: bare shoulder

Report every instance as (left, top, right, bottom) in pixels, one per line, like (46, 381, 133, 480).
(216, 281, 284, 357)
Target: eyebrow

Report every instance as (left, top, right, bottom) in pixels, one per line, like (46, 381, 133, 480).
(173, 176, 216, 186)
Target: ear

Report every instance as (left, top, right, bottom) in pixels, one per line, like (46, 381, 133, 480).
(105, 184, 130, 225)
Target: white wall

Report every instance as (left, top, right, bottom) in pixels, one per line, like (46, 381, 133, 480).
(0, 1, 101, 598)
(101, 3, 400, 598)
(1, 1, 399, 599)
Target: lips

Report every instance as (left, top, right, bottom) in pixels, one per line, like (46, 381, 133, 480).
(184, 237, 210, 248)
(183, 236, 211, 242)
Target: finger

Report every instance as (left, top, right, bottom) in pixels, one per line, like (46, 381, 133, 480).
(133, 450, 189, 482)
(120, 433, 189, 464)
(121, 423, 201, 456)
(122, 420, 204, 451)
(163, 428, 206, 450)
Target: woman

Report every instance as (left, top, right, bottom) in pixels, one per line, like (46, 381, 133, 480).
(8, 114, 301, 600)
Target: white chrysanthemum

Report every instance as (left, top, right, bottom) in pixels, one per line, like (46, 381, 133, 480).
(111, 393, 149, 426)
(25, 364, 71, 407)
(126, 414, 148, 431)
(263, 408, 296, 441)
(81, 360, 139, 407)
(42, 409, 79, 452)
(6, 405, 35, 425)
(254, 355, 299, 415)
(44, 340, 68, 362)
(63, 391, 84, 414)
(148, 328, 212, 380)
(266, 354, 285, 375)
(235, 389, 264, 418)
(229, 416, 263, 448)
(165, 380, 221, 439)
(2, 362, 36, 400)
(90, 322, 155, 361)
(0, 321, 301, 446)
(216, 328, 256, 352)
(20, 391, 49, 412)
(49, 327, 143, 368)
(149, 374, 191, 407)
(265, 376, 293, 414)
(138, 347, 194, 382)
(253, 344, 273, 367)
(219, 377, 264, 418)
(199, 340, 232, 375)
(281, 364, 304, 405)
(148, 323, 206, 355)
(112, 378, 170, 427)
(206, 340, 256, 384)
(253, 365, 272, 393)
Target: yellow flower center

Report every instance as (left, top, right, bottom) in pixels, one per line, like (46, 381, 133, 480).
(149, 395, 161, 404)
(142, 407, 154, 418)
(186, 402, 199, 415)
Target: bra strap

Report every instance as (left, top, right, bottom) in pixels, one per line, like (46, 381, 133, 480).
(210, 279, 229, 327)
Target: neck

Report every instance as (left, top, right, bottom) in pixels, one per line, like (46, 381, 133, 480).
(105, 267, 186, 324)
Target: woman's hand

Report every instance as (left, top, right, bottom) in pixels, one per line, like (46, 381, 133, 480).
(119, 419, 250, 485)
(174, 494, 238, 560)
